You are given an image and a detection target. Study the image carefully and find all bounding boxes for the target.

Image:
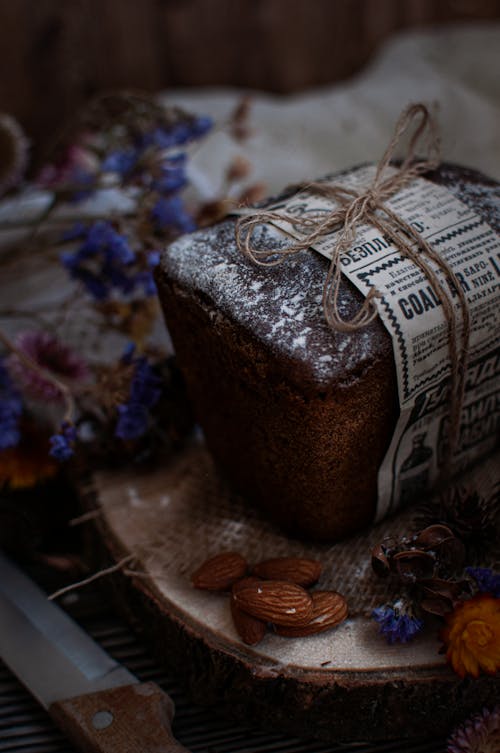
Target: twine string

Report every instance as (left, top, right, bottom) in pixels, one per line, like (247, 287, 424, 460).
(235, 103, 470, 476)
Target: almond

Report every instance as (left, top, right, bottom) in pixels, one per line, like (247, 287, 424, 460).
(275, 590, 348, 637)
(230, 597, 267, 645)
(191, 551, 248, 591)
(233, 580, 313, 626)
(232, 576, 263, 594)
(252, 557, 322, 587)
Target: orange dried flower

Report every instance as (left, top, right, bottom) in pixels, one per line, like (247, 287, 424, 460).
(441, 594, 500, 678)
(0, 423, 58, 489)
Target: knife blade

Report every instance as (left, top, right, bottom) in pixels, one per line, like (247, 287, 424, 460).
(0, 550, 190, 753)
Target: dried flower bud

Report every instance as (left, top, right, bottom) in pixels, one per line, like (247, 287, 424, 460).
(238, 182, 267, 206)
(226, 155, 251, 183)
(229, 96, 253, 141)
(196, 199, 234, 228)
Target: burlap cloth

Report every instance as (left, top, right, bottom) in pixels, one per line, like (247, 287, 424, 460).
(92, 440, 499, 618)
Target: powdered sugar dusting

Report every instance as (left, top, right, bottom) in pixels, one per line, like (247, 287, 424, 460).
(160, 164, 499, 389)
(161, 219, 389, 387)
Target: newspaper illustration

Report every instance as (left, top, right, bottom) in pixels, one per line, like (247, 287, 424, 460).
(264, 165, 500, 520)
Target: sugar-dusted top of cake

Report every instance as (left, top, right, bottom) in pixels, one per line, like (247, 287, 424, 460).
(160, 164, 499, 389)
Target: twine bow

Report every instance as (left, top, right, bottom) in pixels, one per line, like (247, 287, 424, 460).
(235, 103, 470, 474)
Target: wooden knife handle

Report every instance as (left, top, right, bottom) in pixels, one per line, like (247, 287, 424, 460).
(49, 682, 191, 753)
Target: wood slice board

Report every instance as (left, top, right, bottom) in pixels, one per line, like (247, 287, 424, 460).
(81, 441, 499, 743)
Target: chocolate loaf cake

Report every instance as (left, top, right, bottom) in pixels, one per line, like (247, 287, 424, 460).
(156, 164, 500, 541)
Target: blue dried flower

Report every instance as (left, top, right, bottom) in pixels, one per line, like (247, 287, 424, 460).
(189, 115, 213, 138)
(152, 154, 187, 194)
(115, 355, 162, 441)
(151, 196, 195, 235)
(129, 358, 161, 408)
(62, 221, 137, 300)
(139, 115, 212, 151)
(115, 402, 150, 441)
(49, 422, 77, 461)
(372, 599, 424, 644)
(101, 149, 137, 177)
(69, 167, 95, 203)
(466, 567, 500, 598)
(0, 360, 23, 450)
(62, 222, 88, 242)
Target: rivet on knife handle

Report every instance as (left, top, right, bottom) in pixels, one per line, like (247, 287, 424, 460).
(49, 682, 191, 753)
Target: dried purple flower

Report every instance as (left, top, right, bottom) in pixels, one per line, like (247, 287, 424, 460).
(372, 599, 424, 644)
(62, 221, 138, 300)
(466, 568, 500, 598)
(6, 331, 89, 402)
(0, 359, 23, 449)
(101, 149, 137, 177)
(138, 115, 212, 151)
(115, 353, 162, 441)
(49, 422, 77, 461)
(151, 195, 195, 235)
(447, 705, 500, 753)
(151, 154, 188, 194)
(37, 143, 98, 194)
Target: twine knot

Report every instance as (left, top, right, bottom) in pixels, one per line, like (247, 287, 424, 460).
(235, 103, 471, 477)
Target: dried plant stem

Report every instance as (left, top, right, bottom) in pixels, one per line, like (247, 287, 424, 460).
(69, 509, 103, 527)
(48, 554, 136, 600)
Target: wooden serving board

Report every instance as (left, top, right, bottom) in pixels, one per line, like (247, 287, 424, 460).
(81, 441, 499, 743)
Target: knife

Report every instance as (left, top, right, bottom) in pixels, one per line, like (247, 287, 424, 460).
(0, 550, 190, 753)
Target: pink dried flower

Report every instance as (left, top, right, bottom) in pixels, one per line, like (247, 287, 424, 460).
(0, 113, 29, 195)
(6, 331, 89, 402)
(37, 143, 98, 189)
(447, 705, 500, 753)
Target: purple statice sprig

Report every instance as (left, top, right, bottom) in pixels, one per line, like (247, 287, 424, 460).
(466, 567, 500, 598)
(61, 220, 160, 301)
(115, 350, 162, 441)
(49, 422, 77, 461)
(0, 359, 23, 449)
(151, 195, 195, 235)
(136, 115, 212, 151)
(372, 598, 424, 644)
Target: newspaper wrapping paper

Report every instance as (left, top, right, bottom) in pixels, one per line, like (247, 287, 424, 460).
(262, 165, 500, 520)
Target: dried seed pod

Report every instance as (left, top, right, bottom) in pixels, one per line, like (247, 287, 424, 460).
(414, 524, 455, 550)
(420, 596, 453, 616)
(371, 544, 391, 577)
(392, 549, 435, 582)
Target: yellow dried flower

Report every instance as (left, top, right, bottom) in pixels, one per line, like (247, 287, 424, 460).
(441, 594, 500, 678)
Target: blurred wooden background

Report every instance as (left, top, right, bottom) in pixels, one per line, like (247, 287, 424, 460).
(1, 0, 500, 152)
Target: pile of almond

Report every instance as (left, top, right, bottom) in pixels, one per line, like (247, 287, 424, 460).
(191, 551, 348, 646)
